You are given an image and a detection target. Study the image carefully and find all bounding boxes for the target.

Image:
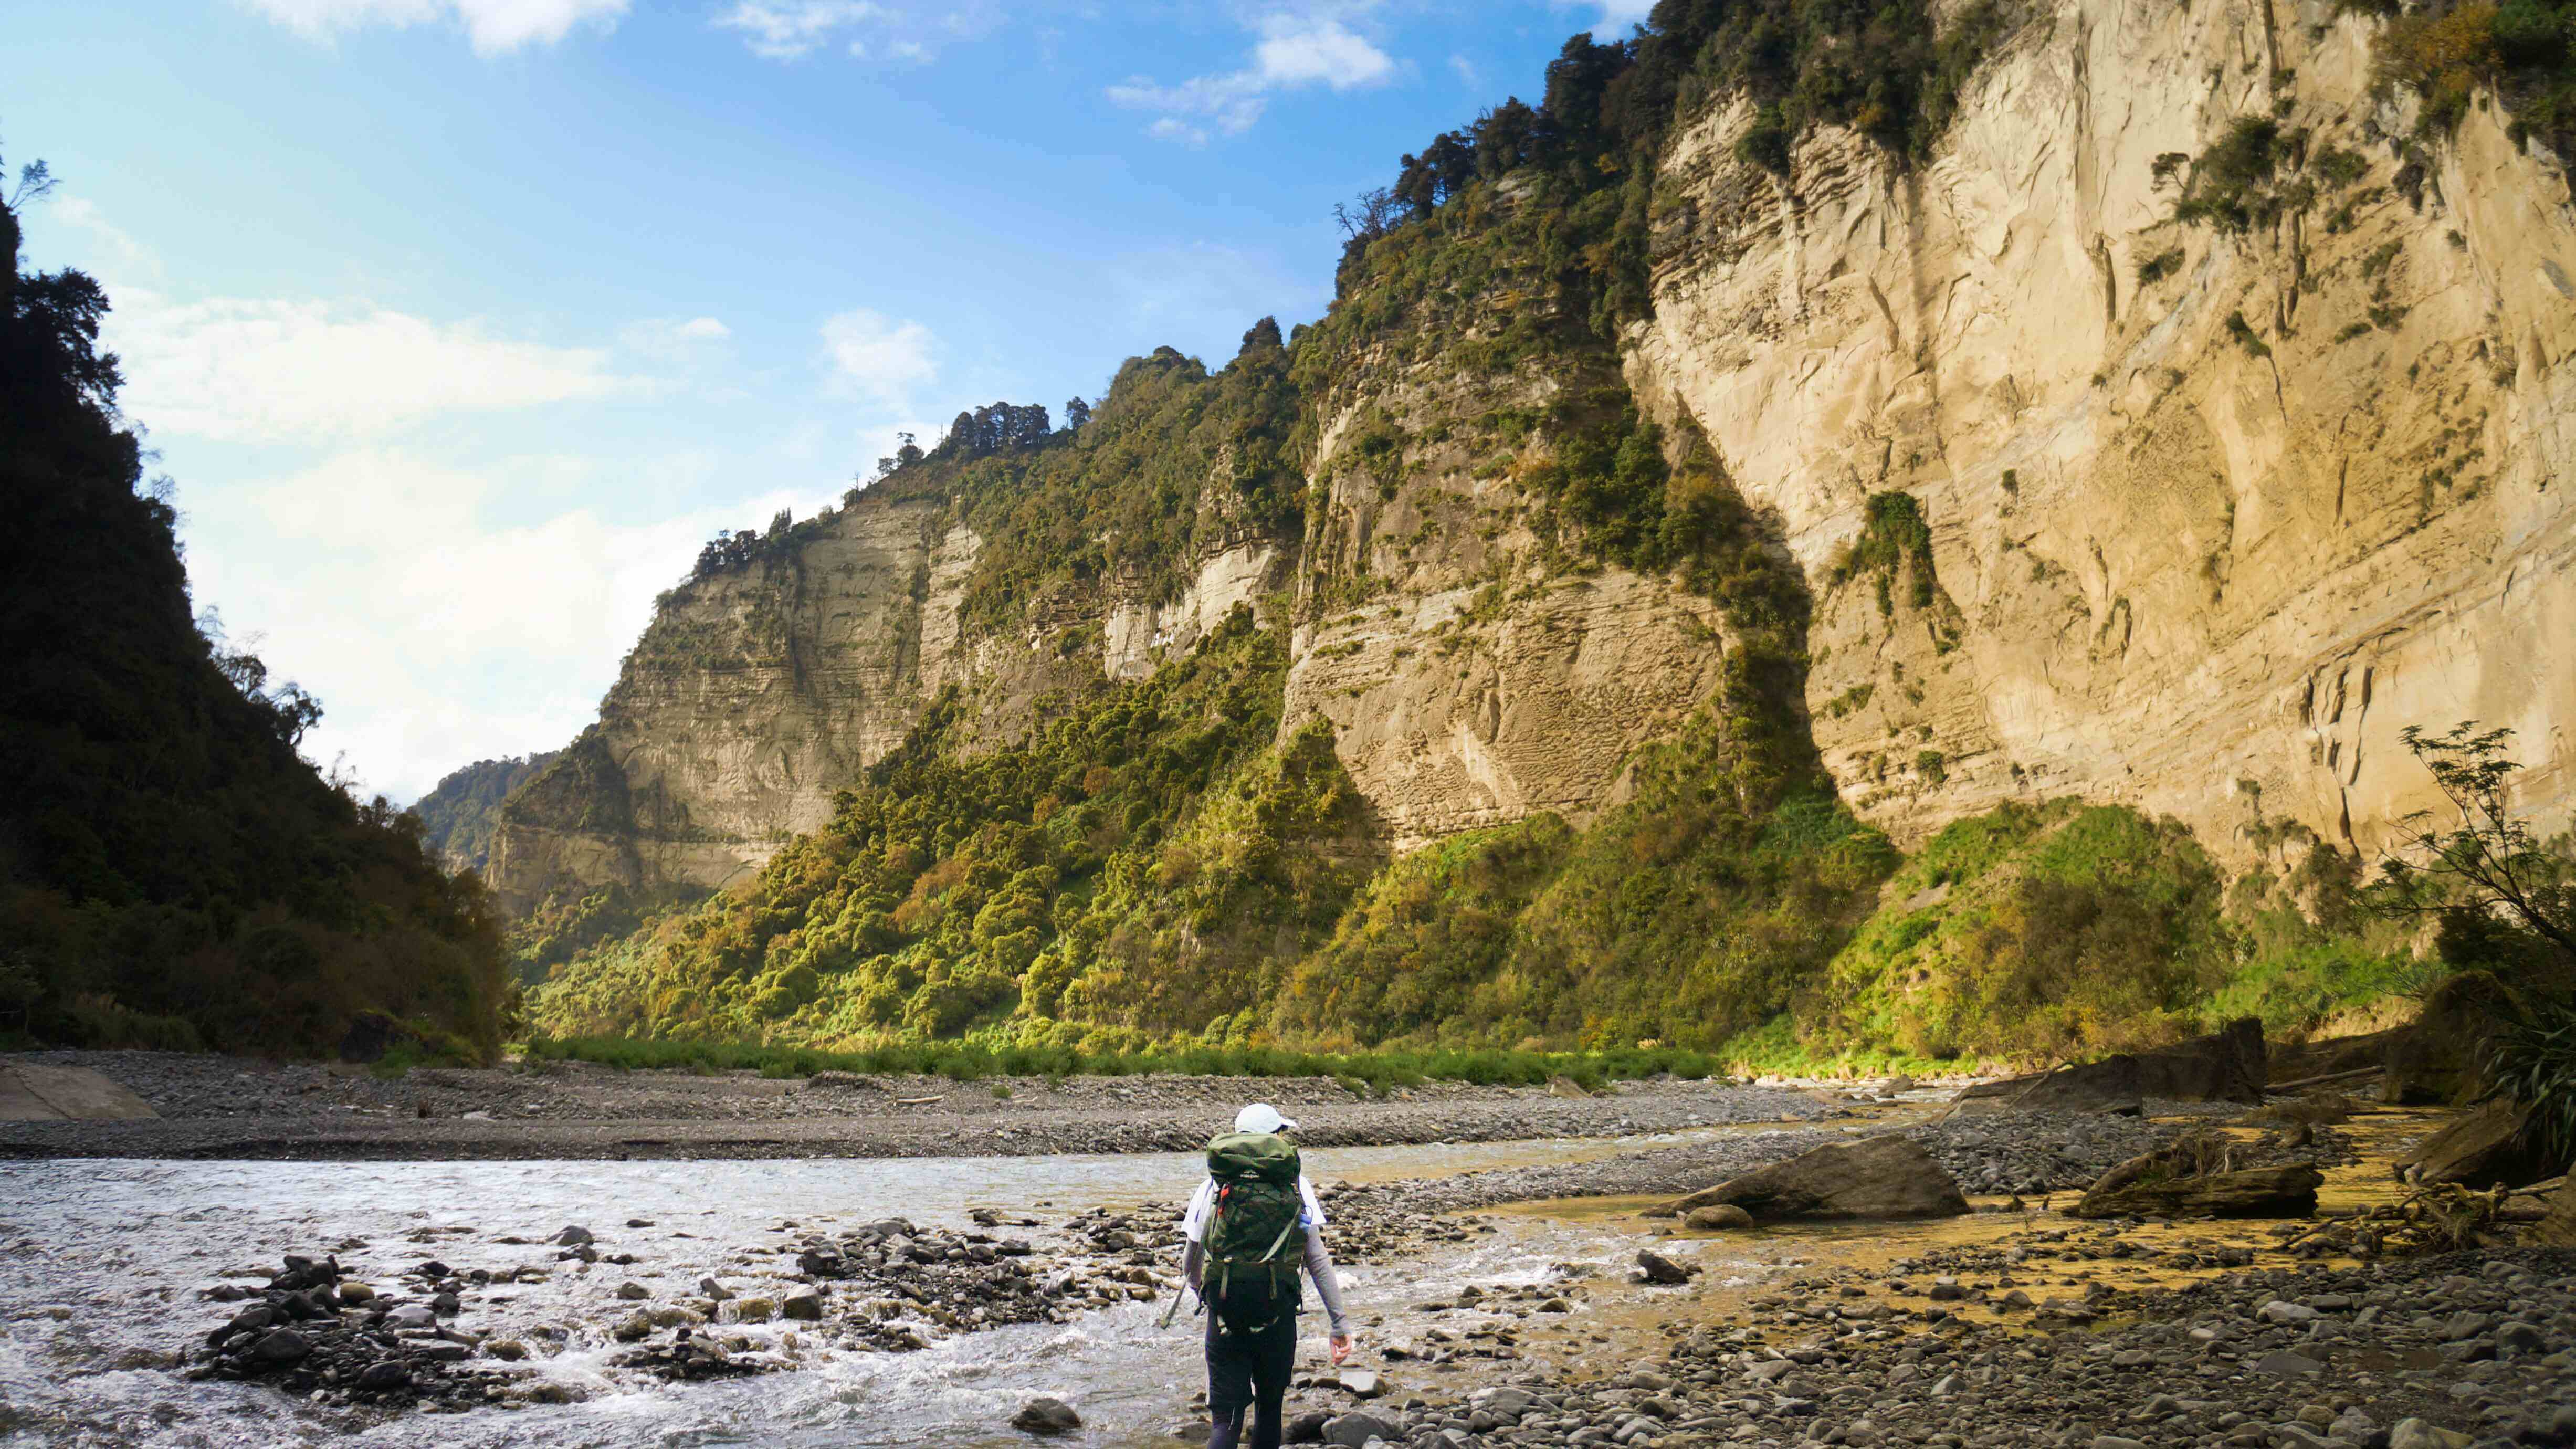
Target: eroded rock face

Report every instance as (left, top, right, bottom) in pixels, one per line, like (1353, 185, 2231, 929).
(493, 0, 2576, 910)
(487, 503, 1288, 909)
(1957, 1018, 2269, 1112)
(1629, 0, 2576, 865)
(1284, 344, 1735, 850)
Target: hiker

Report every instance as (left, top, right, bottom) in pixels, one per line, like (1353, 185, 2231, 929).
(1181, 1103, 1352, 1449)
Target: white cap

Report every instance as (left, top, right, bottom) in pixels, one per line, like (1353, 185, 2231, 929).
(1234, 1103, 1298, 1135)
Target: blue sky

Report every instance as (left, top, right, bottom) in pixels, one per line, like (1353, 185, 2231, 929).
(9, 0, 1646, 801)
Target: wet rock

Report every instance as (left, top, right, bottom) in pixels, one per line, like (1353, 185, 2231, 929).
(699, 1276, 735, 1300)
(1637, 1250, 1694, 1284)
(356, 1360, 410, 1390)
(386, 1304, 436, 1330)
(616, 1282, 651, 1300)
(2256, 1351, 2324, 1376)
(613, 1311, 656, 1342)
(1648, 1134, 1970, 1221)
(782, 1288, 825, 1321)
(1684, 1204, 1755, 1230)
(551, 1225, 594, 1246)
(337, 1281, 375, 1304)
(1336, 1369, 1384, 1398)
(1011, 1397, 1082, 1435)
(1286, 1409, 1333, 1442)
(245, 1328, 311, 1363)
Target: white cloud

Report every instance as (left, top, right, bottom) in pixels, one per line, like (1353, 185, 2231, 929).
(240, 0, 629, 54)
(1108, 12, 1396, 144)
(620, 314, 732, 359)
(714, 0, 887, 60)
(819, 308, 937, 405)
(198, 447, 819, 801)
(1447, 52, 1480, 88)
(106, 289, 635, 444)
(714, 0, 1001, 62)
(48, 196, 161, 281)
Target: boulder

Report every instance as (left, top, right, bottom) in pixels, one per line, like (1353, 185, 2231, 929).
(1646, 1134, 1970, 1221)
(1010, 1398, 1081, 1435)
(1323, 1411, 1400, 1448)
(1547, 1075, 1591, 1099)
(1335, 1369, 1384, 1398)
(781, 1289, 825, 1322)
(1958, 1019, 2266, 1113)
(2399, 1098, 2558, 1189)
(1636, 1250, 1694, 1284)
(2266, 1025, 2409, 1086)
(2540, 1175, 2576, 1248)
(2072, 1136, 2323, 1219)
(2384, 971, 2515, 1105)
(1684, 1204, 1756, 1230)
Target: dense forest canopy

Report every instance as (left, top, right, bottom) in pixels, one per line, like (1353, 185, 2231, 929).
(0, 159, 509, 1059)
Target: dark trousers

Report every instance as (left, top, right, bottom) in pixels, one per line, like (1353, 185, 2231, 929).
(1204, 1308, 1296, 1449)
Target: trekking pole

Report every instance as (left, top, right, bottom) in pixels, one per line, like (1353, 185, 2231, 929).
(1158, 1278, 1194, 1330)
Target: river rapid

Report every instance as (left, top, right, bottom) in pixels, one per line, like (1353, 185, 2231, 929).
(0, 1129, 1832, 1449)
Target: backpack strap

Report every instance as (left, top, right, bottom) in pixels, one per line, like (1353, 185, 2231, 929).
(1257, 1211, 1299, 1264)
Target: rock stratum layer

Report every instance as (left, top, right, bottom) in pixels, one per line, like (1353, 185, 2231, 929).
(489, 0, 2576, 917)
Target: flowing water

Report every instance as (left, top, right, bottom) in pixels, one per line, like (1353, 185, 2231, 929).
(0, 1111, 2444, 1448)
(0, 1127, 1830, 1449)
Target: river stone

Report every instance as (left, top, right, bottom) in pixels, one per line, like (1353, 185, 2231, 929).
(2256, 1351, 2323, 1376)
(699, 1277, 735, 1301)
(244, 1328, 312, 1363)
(386, 1304, 436, 1330)
(356, 1359, 409, 1390)
(1324, 1411, 1400, 1448)
(1286, 1409, 1332, 1442)
(782, 1289, 825, 1321)
(1685, 1204, 1756, 1230)
(1648, 1134, 1970, 1221)
(552, 1225, 594, 1246)
(1470, 1388, 1539, 1418)
(1011, 1398, 1081, 1435)
(2390, 1420, 2473, 1449)
(1637, 1250, 1693, 1284)
(617, 1282, 651, 1300)
(337, 1282, 375, 1304)
(1959, 1018, 2267, 1111)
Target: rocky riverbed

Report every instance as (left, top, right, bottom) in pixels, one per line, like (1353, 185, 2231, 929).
(0, 1050, 1842, 1160)
(1274, 1248, 2576, 1449)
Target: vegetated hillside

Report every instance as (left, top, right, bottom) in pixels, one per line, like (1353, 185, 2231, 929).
(413, 751, 558, 875)
(0, 174, 509, 1060)
(525, 0, 2576, 1063)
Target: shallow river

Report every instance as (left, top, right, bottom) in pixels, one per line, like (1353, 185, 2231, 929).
(0, 1128, 1828, 1449)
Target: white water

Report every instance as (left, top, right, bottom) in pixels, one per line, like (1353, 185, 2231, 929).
(0, 1132, 1800, 1448)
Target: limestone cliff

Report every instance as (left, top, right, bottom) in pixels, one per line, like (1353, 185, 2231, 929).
(1629, 0, 2576, 865)
(493, 0, 2576, 916)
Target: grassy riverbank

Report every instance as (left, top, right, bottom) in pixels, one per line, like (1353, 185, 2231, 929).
(517, 1033, 1954, 1092)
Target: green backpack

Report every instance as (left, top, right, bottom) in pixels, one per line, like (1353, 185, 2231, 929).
(1201, 1130, 1307, 1334)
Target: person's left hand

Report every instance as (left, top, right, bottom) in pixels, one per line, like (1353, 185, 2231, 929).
(1329, 1334, 1352, 1365)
